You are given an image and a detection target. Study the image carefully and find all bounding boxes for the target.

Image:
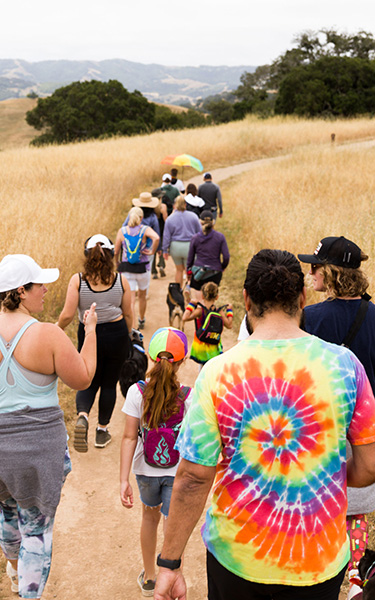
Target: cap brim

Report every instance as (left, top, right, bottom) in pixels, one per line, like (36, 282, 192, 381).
(297, 254, 325, 265)
(32, 268, 60, 284)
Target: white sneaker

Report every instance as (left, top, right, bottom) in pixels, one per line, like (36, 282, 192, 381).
(6, 561, 18, 593)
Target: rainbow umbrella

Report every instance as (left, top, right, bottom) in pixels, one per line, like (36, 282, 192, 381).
(161, 154, 203, 173)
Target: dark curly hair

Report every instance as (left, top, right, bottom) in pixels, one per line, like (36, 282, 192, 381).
(244, 249, 304, 318)
(82, 244, 114, 285)
(0, 282, 34, 311)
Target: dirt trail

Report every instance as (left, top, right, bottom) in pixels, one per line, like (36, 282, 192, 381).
(3, 144, 368, 598)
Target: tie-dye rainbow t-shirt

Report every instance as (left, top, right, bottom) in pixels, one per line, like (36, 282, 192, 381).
(176, 336, 375, 586)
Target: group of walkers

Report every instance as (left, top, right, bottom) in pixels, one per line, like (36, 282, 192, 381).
(1, 158, 375, 600)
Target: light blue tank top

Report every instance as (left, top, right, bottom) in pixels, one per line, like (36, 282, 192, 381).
(0, 319, 59, 414)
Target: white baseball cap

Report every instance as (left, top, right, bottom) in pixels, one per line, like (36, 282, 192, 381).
(0, 254, 59, 292)
(85, 234, 114, 251)
(162, 173, 171, 181)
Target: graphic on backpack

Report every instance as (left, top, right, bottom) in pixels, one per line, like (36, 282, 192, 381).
(122, 225, 147, 264)
(195, 304, 223, 345)
(137, 382, 191, 468)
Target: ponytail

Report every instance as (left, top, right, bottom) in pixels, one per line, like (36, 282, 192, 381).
(141, 359, 181, 429)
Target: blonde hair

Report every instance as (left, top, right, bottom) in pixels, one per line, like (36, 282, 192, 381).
(175, 196, 186, 212)
(128, 206, 143, 227)
(322, 254, 369, 298)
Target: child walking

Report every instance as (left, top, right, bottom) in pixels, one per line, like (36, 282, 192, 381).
(120, 327, 192, 597)
(182, 281, 233, 366)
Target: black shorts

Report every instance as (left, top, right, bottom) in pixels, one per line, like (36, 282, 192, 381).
(206, 551, 347, 600)
(190, 270, 222, 291)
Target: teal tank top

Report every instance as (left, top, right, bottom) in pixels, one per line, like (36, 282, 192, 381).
(0, 319, 59, 414)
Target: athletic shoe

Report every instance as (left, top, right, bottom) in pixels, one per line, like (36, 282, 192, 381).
(6, 561, 18, 593)
(73, 415, 89, 453)
(159, 267, 166, 277)
(137, 571, 155, 597)
(152, 273, 158, 279)
(138, 318, 145, 330)
(95, 428, 111, 448)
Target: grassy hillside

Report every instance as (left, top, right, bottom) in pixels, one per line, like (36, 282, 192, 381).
(0, 98, 37, 149)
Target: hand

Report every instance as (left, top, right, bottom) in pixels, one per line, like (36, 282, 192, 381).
(142, 248, 153, 256)
(219, 213, 223, 218)
(227, 303, 233, 310)
(83, 303, 97, 333)
(120, 481, 134, 508)
(154, 568, 187, 600)
(163, 253, 169, 260)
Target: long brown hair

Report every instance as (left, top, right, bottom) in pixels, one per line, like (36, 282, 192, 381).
(82, 244, 114, 285)
(141, 355, 182, 429)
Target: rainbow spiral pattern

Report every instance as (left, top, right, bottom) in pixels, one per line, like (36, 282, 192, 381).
(177, 336, 375, 585)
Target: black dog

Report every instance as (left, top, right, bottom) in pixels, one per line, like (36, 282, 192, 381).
(167, 283, 185, 331)
(356, 549, 375, 599)
(119, 329, 148, 398)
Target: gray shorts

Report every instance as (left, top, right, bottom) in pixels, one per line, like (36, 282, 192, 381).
(170, 241, 190, 266)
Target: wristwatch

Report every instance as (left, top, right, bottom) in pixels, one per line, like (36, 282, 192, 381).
(157, 553, 181, 570)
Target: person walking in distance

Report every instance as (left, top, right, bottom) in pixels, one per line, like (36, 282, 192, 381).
(154, 249, 375, 600)
(198, 172, 223, 221)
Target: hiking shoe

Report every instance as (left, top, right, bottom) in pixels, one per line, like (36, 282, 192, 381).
(73, 415, 89, 453)
(159, 267, 166, 277)
(137, 571, 155, 597)
(95, 428, 111, 448)
(6, 561, 18, 593)
(138, 318, 145, 330)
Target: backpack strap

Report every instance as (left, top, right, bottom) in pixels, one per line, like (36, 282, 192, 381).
(341, 293, 371, 348)
(136, 380, 146, 394)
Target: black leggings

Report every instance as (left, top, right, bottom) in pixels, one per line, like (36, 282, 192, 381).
(206, 551, 347, 600)
(76, 320, 130, 426)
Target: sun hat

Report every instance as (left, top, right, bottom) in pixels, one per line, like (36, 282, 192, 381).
(200, 210, 214, 221)
(298, 236, 362, 269)
(0, 254, 59, 292)
(132, 192, 160, 209)
(148, 327, 188, 362)
(203, 172, 212, 180)
(85, 234, 114, 251)
(162, 173, 171, 182)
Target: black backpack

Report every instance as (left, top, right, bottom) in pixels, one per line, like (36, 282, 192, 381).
(195, 303, 224, 345)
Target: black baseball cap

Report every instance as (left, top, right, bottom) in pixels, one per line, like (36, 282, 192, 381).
(298, 236, 362, 269)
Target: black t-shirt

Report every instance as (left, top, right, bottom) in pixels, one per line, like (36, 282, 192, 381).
(303, 298, 375, 394)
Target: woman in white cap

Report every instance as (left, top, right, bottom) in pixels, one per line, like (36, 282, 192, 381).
(298, 236, 375, 600)
(0, 254, 97, 599)
(58, 234, 133, 452)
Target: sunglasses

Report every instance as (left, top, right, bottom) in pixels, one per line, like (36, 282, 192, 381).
(310, 264, 321, 273)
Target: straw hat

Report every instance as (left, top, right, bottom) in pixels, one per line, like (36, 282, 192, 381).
(132, 192, 159, 209)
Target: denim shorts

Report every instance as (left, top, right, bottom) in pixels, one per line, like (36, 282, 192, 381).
(135, 475, 174, 517)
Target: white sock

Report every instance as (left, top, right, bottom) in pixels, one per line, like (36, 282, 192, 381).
(97, 426, 107, 431)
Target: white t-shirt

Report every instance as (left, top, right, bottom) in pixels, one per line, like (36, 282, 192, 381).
(122, 382, 193, 476)
(238, 314, 250, 341)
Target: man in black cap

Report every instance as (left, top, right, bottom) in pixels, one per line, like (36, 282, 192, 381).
(198, 173, 223, 221)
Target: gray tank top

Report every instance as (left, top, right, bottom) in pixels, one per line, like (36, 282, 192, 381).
(78, 273, 124, 324)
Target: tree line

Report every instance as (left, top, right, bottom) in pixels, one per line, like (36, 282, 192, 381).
(25, 29, 375, 145)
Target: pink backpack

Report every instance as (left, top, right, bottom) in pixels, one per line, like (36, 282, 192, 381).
(137, 381, 191, 468)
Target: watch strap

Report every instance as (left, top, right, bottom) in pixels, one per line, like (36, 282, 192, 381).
(157, 553, 181, 570)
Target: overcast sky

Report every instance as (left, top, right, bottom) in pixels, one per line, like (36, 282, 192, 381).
(2, 0, 375, 67)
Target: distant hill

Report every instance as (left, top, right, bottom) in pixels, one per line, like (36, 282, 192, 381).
(0, 59, 255, 105)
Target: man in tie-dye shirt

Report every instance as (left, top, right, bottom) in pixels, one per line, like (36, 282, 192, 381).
(154, 250, 375, 600)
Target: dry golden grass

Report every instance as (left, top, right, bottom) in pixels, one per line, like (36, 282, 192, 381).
(220, 142, 375, 321)
(0, 98, 37, 149)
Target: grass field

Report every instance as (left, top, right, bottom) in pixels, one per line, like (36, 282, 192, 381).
(1, 105, 375, 595)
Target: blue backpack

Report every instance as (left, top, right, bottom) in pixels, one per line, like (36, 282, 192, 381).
(122, 225, 147, 264)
